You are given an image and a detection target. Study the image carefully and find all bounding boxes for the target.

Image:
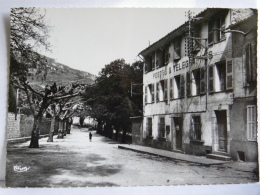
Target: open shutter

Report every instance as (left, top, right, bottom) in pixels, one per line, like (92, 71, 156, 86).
(164, 79, 168, 101)
(170, 78, 173, 99)
(226, 59, 233, 90)
(251, 43, 257, 82)
(180, 74, 185, 98)
(151, 84, 155, 103)
(208, 65, 214, 93)
(247, 105, 256, 140)
(145, 86, 147, 104)
(200, 67, 206, 94)
(156, 82, 159, 102)
(186, 72, 191, 97)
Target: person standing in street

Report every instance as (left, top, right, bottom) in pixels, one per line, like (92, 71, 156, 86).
(89, 132, 92, 142)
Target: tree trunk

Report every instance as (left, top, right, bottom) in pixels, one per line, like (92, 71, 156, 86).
(29, 115, 42, 148)
(67, 121, 72, 134)
(97, 119, 102, 134)
(47, 117, 55, 142)
(57, 121, 64, 139)
(63, 120, 67, 136)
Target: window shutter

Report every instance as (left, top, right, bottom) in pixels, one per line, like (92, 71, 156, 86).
(200, 67, 206, 94)
(208, 20, 214, 44)
(156, 82, 159, 102)
(186, 72, 191, 97)
(251, 43, 257, 82)
(226, 59, 233, 90)
(247, 105, 256, 140)
(180, 74, 185, 98)
(208, 65, 214, 93)
(145, 86, 147, 104)
(170, 78, 173, 99)
(152, 54, 155, 70)
(164, 79, 168, 101)
(151, 84, 155, 103)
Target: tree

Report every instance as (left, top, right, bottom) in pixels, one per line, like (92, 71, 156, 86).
(9, 8, 85, 147)
(83, 59, 143, 142)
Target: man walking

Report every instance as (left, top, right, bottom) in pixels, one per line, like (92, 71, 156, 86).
(89, 132, 92, 142)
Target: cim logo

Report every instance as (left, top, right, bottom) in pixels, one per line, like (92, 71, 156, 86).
(13, 165, 30, 173)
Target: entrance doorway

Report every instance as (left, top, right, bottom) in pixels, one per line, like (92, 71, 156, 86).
(174, 117, 183, 150)
(215, 110, 228, 152)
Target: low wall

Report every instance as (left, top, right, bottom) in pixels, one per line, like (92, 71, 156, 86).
(7, 113, 51, 139)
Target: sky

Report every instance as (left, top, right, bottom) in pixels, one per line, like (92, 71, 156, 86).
(39, 8, 205, 76)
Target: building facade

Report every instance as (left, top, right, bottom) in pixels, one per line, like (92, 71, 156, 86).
(138, 8, 257, 162)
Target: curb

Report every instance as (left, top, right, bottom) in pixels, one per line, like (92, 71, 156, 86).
(118, 145, 231, 166)
(7, 134, 49, 144)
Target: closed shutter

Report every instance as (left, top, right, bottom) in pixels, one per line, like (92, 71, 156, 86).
(180, 74, 185, 98)
(200, 67, 206, 94)
(226, 59, 233, 90)
(247, 105, 256, 140)
(186, 72, 191, 97)
(208, 65, 214, 93)
(164, 79, 168, 101)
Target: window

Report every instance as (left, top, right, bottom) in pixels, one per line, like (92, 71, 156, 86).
(190, 115, 202, 140)
(215, 60, 233, 92)
(164, 79, 168, 101)
(247, 105, 256, 140)
(208, 14, 226, 44)
(156, 50, 164, 68)
(173, 38, 181, 62)
(190, 69, 201, 96)
(245, 43, 257, 83)
(174, 75, 185, 98)
(144, 53, 155, 73)
(147, 118, 153, 137)
(158, 117, 165, 138)
(148, 84, 155, 103)
(164, 46, 170, 65)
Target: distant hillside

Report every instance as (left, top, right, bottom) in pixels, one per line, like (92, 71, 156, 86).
(27, 55, 96, 87)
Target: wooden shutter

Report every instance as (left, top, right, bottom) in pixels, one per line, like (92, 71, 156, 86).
(247, 105, 256, 140)
(156, 82, 159, 102)
(208, 65, 214, 93)
(180, 74, 185, 98)
(164, 79, 168, 101)
(152, 54, 155, 70)
(170, 78, 173, 99)
(208, 20, 214, 44)
(151, 84, 155, 103)
(145, 86, 147, 104)
(186, 72, 191, 97)
(226, 59, 233, 90)
(251, 43, 257, 82)
(200, 67, 206, 94)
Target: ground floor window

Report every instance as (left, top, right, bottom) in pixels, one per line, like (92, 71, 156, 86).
(247, 105, 256, 140)
(190, 115, 202, 140)
(158, 117, 165, 138)
(147, 117, 152, 137)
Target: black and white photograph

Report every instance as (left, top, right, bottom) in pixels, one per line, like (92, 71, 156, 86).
(4, 5, 259, 189)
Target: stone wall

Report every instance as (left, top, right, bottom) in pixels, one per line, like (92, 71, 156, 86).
(7, 113, 51, 139)
(6, 113, 21, 139)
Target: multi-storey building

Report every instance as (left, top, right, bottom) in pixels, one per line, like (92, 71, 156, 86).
(138, 8, 257, 161)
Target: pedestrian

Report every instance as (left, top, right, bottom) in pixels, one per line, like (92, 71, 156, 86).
(89, 132, 92, 142)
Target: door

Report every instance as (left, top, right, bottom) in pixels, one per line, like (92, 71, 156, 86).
(174, 117, 183, 150)
(216, 110, 228, 152)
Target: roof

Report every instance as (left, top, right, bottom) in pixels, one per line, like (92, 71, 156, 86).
(138, 8, 228, 57)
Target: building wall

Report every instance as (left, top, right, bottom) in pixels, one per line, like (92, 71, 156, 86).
(140, 9, 257, 161)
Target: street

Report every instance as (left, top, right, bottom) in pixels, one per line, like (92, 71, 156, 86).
(6, 127, 258, 187)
